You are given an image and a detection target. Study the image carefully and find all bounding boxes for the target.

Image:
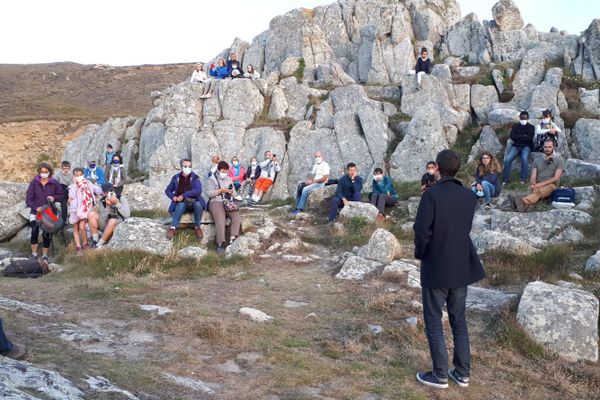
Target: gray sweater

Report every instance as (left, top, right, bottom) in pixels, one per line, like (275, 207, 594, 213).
(206, 175, 238, 203)
(98, 195, 131, 221)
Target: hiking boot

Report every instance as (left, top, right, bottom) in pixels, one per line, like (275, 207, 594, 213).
(194, 227, 204, 239)
(514, 196, 526, 213)
(1, 343, 27, 360)
(290, 209, 301, 215)
(166, 227, 176, 240)
(502, 181, 508, 187)
(216, 243, 225, 254)
(507, 194, 517, 211)
(448, 369, 469, 388)
(416, 371, 448, 389)
(41, 255, 49, 262)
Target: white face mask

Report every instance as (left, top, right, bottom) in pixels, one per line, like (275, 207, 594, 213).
(182, 167, 192, 175)
(40, 172, 50, 179)
(373, 174, 383, 182)
(542, 118, 550, 124)
(75, 175, 84, 183)
(232, 161, 239, 167)
(315, 157, 323, 164)
(219, 172, 228, 179)
(520, 120, 528, 126)
(251, 161, 257, 167)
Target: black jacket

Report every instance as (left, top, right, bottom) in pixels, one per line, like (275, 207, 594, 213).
(510, 122, 535, 148)
(244, 164, 261, 180)
(413, 177, 486, 288)
(416, 58, 431, 74)
(335, 175, 363, 200)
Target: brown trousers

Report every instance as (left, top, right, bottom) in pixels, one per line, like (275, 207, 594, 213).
(522, 183, 556, 205)
(208, 201, 241, 244)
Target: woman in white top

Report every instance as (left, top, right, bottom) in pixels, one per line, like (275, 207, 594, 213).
(190, 63, 208, 84)
(534, 109, 561, 153)
(243, 65, 260, 79)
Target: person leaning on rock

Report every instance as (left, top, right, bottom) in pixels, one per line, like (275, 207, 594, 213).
(88, 182, 131, 248)
(291, 151, 330, 215)
(164, 158, 207, 240)
(413, 149, 486, 389)
(508, 139, 564, 213)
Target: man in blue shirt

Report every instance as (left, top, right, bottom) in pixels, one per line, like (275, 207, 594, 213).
(327, 163, 363, 222)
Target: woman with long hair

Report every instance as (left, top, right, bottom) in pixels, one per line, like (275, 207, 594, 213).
(471, 151, 502, 210)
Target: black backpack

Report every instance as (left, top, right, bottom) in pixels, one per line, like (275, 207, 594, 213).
(3, 259, 50, 278)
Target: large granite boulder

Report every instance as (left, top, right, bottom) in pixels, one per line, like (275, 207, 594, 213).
(122, 183, 170, 212)
(471, 230, 539, 256)
(563, 159, 600, 182)
(585, 250, 600, 271)
(225, 232, 261, 258)
(339, 202, 380, 223)
(466, 286, 518, 314)
(572, 19, 600, 81)
(468, 126, 503, 163)
(0, 182, 29, 241)
(358, 228, 403, 264)
(517, 281, 599, 362)
(106, 217, 173, 256)
(443, 13, 490, 64)
(510, 47, 546, 110)
(220, 78, 264, 126)
(471, 84, 499, 123)
(573, 118, 600, 164)
(491, 0, 524, 31)
(336, 255, 383, 280)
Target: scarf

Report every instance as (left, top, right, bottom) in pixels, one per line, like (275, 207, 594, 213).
(75, 179, 94, 220)
(89, 168, 98, 182)
(109, 165, 122, 186)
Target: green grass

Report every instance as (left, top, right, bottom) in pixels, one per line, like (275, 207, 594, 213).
(392, 180, 421, 201)
(493, 312, 558, 361)
(130, 209, 170, 219)
(293, 58, 305, 82)
(388, 112, 411, 124)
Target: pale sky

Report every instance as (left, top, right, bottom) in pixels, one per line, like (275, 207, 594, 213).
(0, 0, 597, 66)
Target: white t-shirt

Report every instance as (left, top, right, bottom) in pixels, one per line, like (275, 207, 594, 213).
(312, 161, 330, 181)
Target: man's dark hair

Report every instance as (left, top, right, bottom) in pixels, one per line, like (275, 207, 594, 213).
(180, 158, 192, 167)
(217, 160, 230, 170)
(373, 167, 384, 175)
(346, 162, 357, 170)
(61, 160, 71, 168)
(107, 144, 113, 149)
(543, 139, 556, 147)
(426, 161, 436, 168)
(420, 47, 428, 53)
(73, 167, 84, 175)
(519, 110, 529, 118)
(435, 150, 461, 177)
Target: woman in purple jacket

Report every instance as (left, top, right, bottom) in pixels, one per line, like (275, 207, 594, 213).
(25, 162, 65, 261)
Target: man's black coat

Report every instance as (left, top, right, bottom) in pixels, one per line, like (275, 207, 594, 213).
(413, 177, 486, 288)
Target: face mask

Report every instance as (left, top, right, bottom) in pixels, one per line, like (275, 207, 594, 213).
(265, 156, 271, 161)
(373, 175, 383, 182)
(112, 160, 120, 165)
(520, 120, 528, 126)
(232, 161, 239, 166)
(251, 161, 257, 167)
(40, 172, 49, 179)
(219, 172, 228, 179)
(89, 164, 96, 169)
(315, 157, 323, 164)
(427, 169, 436, 175)
(182, 167, 192, 175)
(75, 176, 84, 183)
(542, 118, 550, 124)
(476, 190, 484, 197)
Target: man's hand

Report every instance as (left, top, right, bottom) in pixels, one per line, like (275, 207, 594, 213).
(342, 198, 349, 206)
(36, 207, 42, 213)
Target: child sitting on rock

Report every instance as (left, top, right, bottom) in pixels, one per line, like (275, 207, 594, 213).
(421, 161, 438, 192)
(415, 47, 432, 90)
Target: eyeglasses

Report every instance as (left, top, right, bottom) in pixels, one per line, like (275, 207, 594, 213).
(481, 156, 491, 159)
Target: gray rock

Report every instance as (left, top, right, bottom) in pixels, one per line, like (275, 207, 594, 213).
(0, 182, 28, 241)
(306, 185, 337, 211)
(390, 106, 448, 182)
(492, 0, 524, 31)
(0, 296, 61, 316)
(162, 373, 219, 395)
(336, 255, 383, 280)
(579, 88, 600, 116)
(358, 228, 403, 264)
(517, 281, 599, 362)
(468, 126, 503, 163)
(225, 232, 261, 258)
(471, 230, 539, 256)
(280, 77, 326, 121)
(339, 202, 380, 223)
(239, 307, 273, 322)
(572, 19, 600, 81)
(585, 250, 600, 271)
(221, 78, 264, 127)
(466, 286, 518, 313)
(333, 110, 375, 181)
(139, 304, 173, 316)
(563, 158, 600, 181)
(106, 217, 173, 256)
(283, 300, 308, 308)
(444, 13, 489, 64)
(357, 105, 392, 169)
(280, 56, 302, 77)
(488, 108, 520, 127)
(383, 259, 421, 288)
(492, 69, 505, 94)
(471, 85, 499, 123)
(315, 61, 356, 87)
(85, 376, 139, 399)
(122, 183, 170, 212)
(510, 47, 546, 109)
(178, 246, 208, 261)
(573, 118, 600, 163)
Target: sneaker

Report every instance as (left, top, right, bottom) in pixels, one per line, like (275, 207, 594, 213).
(1, 343, 27, 360)
(234, 195, 243, 201)
(216, 243, 225, 254)
(166, 227, 176, 240)
(483, 203, 491, 210)
(290, 209, 301, 215)
(502, 181, 508, 187)
(448, 369, 469, 388)
(194, 227, 204, 239)
(416, 371, 448, 389)
(229, 236, 237, 245)
(41, 255, 49, 262)
(75, 246, 84, 256)
(520, 180, 527, 184)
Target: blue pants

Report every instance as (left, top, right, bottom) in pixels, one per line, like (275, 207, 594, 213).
(471, 180, 497, 204)
(295, 182, 324, 210)
(503, 145, 530, 182)
(171, 201, 204, 228)
(422, 286, 470, 379)
(327, 192, 362, 222)
(0, 318, 13, 354)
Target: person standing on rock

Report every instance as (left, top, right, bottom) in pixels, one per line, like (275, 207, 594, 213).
(291, 151, 330, 215)
(415, 47, 432, 90)
(369, 167, 398, 221)
(251, 151, 281, 204)
(502, 110, 534, 186)
(0, 318, 26, 360)
(68, 167, 103, 256)
(164, 158, 206, 240)
(26, 162, 65, 261)
(413, 149, 485, 389)
(206, 161, 241, 254)
(107, 154, 127, 198)
(84, 159, 105, 186)
(327, 163, 363, 222)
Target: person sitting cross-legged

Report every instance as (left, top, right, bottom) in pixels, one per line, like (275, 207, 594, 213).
(369, 168, 398, 222)
(327, 163, 363, 222)
(88, 183, 131, 248)
(291, 151, 330, 214)
(509, 139, 564, 213)
(164, 158, 207, 240)
(470, 152, 501, 210)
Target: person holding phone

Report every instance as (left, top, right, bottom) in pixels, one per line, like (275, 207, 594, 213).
(206, 161, 241, 254)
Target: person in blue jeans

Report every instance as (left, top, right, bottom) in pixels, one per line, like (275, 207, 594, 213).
(292, 151, 330, 214)
(471, 151, 501, 210)
(327, 163, 363, 222)
(164, 158, 207, 240)
(0, 318, 26, 359)
(502, 110, 534, 185)
(413, 149, 486, 389)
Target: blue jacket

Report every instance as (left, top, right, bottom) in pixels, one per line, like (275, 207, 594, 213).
(84, 167, 106, 186)
(165, 172, 206, 213)
(335, 175, 363, 200)
(371, 176, 398, 198)
(210, 66, 230, 79)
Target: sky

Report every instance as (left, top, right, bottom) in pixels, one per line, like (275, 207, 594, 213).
(0, 0, 598, 66)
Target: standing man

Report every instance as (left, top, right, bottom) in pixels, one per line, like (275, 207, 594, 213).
(327, 163, 363, 222)
(413, 149, 486, 389)
(291, 151, 330, 214)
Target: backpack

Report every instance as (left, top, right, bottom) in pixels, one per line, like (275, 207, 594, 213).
(2, 259, 50, 278)
(36, 202, 64, 234)
(551, 187, 576, 208)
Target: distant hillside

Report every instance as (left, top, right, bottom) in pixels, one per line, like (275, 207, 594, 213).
(0, 62, 194, 123)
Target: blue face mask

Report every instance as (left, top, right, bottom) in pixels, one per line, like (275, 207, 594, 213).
(112, 159, 120, 165)
(89, 164, 96, 169)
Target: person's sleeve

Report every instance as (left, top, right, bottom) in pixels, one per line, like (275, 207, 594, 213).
(117, 197, 131, 219)
(334, 178, 344, 199)
(556, 157, 565, 172)
(536, 124, 548, 135)
(25, 182, 35, 209)
(413, 190, 435, 260)
(554, 123, 562, 134)
(165, 179, 175, 200)
(372, 180, 381, 194)
(420, 174, 427, 185)
(238, 166, 245, 182)
(53, 182, 65, 202)
(206, 178, 220, 198)
(184, 179, 203, 198)
(97, 169, 106, 186)
(353, 176, 363, 193)
(210, 69, 217, 77)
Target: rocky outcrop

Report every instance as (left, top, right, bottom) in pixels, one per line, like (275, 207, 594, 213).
(573, 118, 600, 163)
(339, 202, 379, 223)
(0, 182, 28, 242)
(471, 84, 499, 123)
(336, 255, 383, 280)
(517, 281, 599, 362)
(471, 230, 539, 256)
(122, 183, 170, 212)
(466, 286, 518, 313)
(358, 228, 403, 264)
(442, 13, 490, 64)
(106, 217, 173, 256)
(491, 0, 524, 32)
(585, 250, 600, 271)
(572, 19, 600, 81)
(468, 126, 503, 163)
